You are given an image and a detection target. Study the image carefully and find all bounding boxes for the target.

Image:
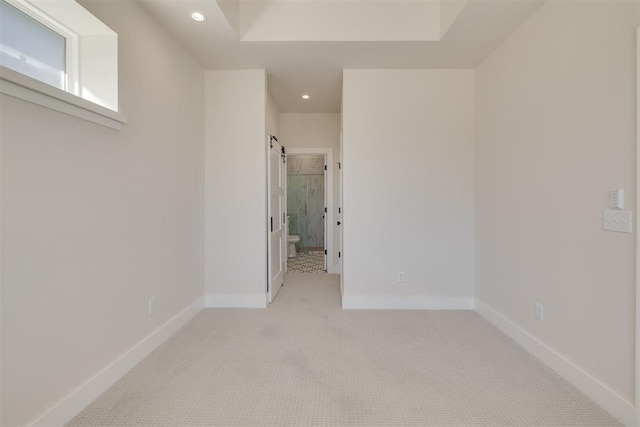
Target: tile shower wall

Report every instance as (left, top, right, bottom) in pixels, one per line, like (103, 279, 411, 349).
(288, 157, 325, 249)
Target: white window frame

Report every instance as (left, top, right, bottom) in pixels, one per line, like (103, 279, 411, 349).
(3, 0, 79, 94)
(0, 0, 126, 129)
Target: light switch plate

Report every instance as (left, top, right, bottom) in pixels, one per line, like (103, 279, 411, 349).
(603, 210, 632, 233)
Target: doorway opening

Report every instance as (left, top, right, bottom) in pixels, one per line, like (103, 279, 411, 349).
(267, 143, 338, 305)
(287, 154, 326, 273)
(286, 148, 335, 275)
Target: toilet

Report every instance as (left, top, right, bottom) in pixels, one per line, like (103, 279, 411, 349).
(286, 215, 301, 258)
(288, 235, 300, 258)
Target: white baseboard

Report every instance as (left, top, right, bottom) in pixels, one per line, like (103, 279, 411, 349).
(327, 262, 340, 275)
(475, 300, 636, 427)
(206, 293, 267, 308)
(29, 297, 205, 427)
(342, 295, 474, 310)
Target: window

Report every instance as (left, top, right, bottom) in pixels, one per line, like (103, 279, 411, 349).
(0, 0, 76, 91)
(0, 0, 125, 129)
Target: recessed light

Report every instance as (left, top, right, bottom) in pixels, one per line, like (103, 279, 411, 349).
(301, 94, 310, 99)
(191, 11, 206, 22)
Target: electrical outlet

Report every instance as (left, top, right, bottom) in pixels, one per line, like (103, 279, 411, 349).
(148, 297, 157, 315)
(535, 303, 544, 321)
(603, 210, 633, 233)
(397, 271, 405, 283)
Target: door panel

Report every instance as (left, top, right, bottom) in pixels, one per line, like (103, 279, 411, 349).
(267, 136, 285, 303)
(323, 158, 327, 271)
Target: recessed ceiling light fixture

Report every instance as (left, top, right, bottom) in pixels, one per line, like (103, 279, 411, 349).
(191, 11, 206, 22)
(301, 94, 310, 99)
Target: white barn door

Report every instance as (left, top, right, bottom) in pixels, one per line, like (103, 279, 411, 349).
(267, 135, 285, 303)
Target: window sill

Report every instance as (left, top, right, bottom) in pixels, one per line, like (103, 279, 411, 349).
(0, 66, 127, 130)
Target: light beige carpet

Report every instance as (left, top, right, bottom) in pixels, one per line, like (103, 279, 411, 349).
(68, 274, 620, 426)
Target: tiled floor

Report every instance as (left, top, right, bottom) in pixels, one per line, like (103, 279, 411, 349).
(287, 251, 325, 273)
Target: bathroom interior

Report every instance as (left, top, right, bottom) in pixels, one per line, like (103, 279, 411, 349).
(286, 155, 326, 274)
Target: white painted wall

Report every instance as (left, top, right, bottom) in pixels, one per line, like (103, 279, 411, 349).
(279, 113, 341, 272)
(1, 0, 204, 424)
(205, 70, 267, 308)
(280, 114, 340, 150)
(266, 91, 280, 138)
(341, 70, 475, 309)
(475, 0, 638, 415)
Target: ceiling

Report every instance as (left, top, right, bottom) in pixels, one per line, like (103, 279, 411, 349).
(138, 0, 544, 113)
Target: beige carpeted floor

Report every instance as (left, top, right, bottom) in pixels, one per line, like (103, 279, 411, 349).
(68, 273, 620, 426)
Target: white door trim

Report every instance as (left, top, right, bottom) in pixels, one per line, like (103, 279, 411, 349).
(635, 26, 639, 427)
(323, 156, 328, 270)
(287, 147, 337, 274)
(339, 132, 344, 296)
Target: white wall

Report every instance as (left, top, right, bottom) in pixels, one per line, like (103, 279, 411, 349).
(475, 0, 638, 419)
(279, 113, 341, 272)
(266, 92, 280, 138)
(1, 0, 204, 424)
(280, 114, 340, 149)
(341, 70, 475, 309)
(205, 70, 267, 307)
